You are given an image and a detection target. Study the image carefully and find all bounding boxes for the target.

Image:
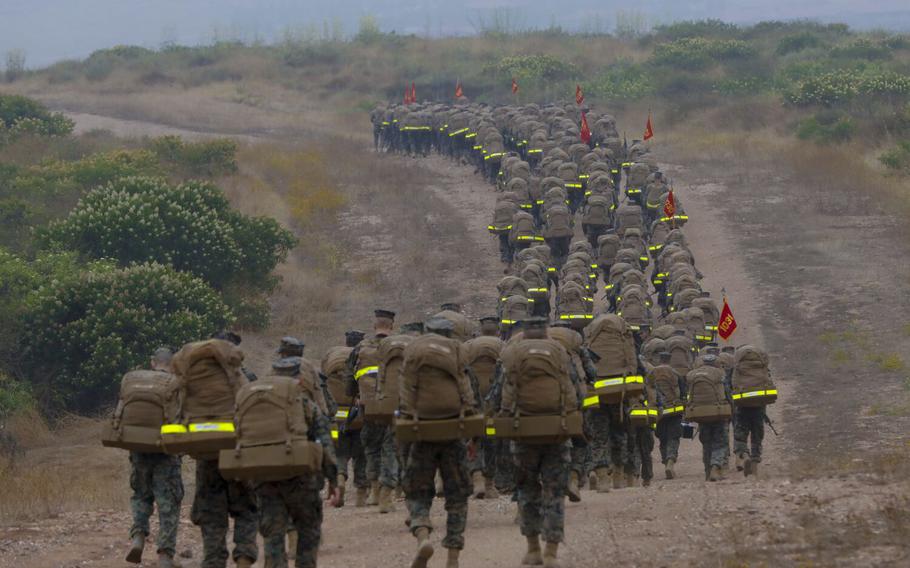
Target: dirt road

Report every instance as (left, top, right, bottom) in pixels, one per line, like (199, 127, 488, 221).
(1, 111, 907, 568)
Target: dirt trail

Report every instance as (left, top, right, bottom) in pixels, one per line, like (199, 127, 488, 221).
(2, 112, 907, 568)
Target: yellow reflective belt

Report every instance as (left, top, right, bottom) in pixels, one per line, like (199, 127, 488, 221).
(536, 199, 546, 205)
(484, 152, 504, 160)
(579, 174, 590, 179)
(449, 128, 468, 137)
(605, 283, 614, 290)
(611, 168, 620, 174)
(465, 132, 477, 139)
(335, 408, 350, 419)
(588, 273, 597, 278)
(648, 409, 659, 416)
(732, 389, 778, 400)
(647, 202, 661, 209)
(548, 267, 557, 272)
(473, 145, 483, 150)
(517, 235, 541, 241)
(583, 395, 600, 408)
(696, 334, 713, 341)
(649, 245, 663, 251)
(630, 409, 648, 417)
(565, 183, 583, 188)
(519, 204, 533, 209)
(528, 149, 543, 154)
(501, 319, 517, 325)
(639, 256, 649, 262)
(653, 279, 664, 285)
(624, 375, 644, 384)
(529, 287, 548, 293)
(706, 325, 719, 331)
(488, 225, 513, 231)
(621, 162, 633, 167)
(331, 429, 339, 440)
(485, 427, 497, 436)
(354, 366, 379, 380)
(627, 188, 642, 194)
(662, 405, 685, 415)
(161, 424, 188, 434)
(559, 314, 594, 320)
(594, 377, 623, 388)
(381, 121, 390, 126)
(591, 264, 599, 269)
(188, 422, 235, 433)
(584, 297, 594, 302)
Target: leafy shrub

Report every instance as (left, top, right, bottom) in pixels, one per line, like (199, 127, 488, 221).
(650, 38, 756, 69)
(150, 135, 238, 177)
(777, 33, 825, 55)
(42, 177, 297, 290)
(879, 141, 910, 174)
(713, 76, 771, 96)
(0, 95, 73, 137)
(796, 112, 855, 144)
(589, 62, 655, 100)
(0, 373, 34, 421)
(21, 261, 232, 411)
(650, 19, 739, 41)
(282, 43, 343, 67)
(23, 150, 161, 190)
(830, 38, 893, 60)
(785, 70, 910, 106)
(483, 54, 578, 81)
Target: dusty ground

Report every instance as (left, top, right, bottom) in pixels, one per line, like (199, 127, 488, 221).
(1, 105, 909, 567)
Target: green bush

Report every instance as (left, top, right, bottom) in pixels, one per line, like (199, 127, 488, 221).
(42, 177, 297, 290)
(0, 373, 34, 421)
(483, 54, 578, 81)
(879, 140, 910, 174)
(785, 70, 910, 106)
(21, 261, 233, 411)
(0, 94, 74, 138)
(589, 62, 655, 100)
(149, 135, 237, 177)
(650, 20, 740, 41)
(830, 38, 893, 60)
(777, 33, 825, 55)
(796, 112, 855, 144)
(650, 37, 756, 69)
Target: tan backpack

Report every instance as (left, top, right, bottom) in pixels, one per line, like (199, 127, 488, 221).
(584, 315, 637, 377)
(298, 358, 329, 416)
(102, 370, 179, 452)
(463, 336, 504, 399)
(685, 366, 731, 423)
(490, 200, 518, 233)
(500, 295, 530, 325)
(321, 346, 353, 407)
(651, 365, 684, 418)
(616, 287, 651, 326)
(597, 234, 621, 267)
(556, 281, 590, 320)
(398, 335, 473, 420)
(509, 212, 540, 245)
(353, 337, 383, 406)
(731, 345, 777, 406)
(433, 310, 474, 341)
(499, 339, 576, 416)
(364, 335, 415, 423)
(543, 205, 574, 239)
(219, 376, 323, 481)
(666, 335, 694, 375)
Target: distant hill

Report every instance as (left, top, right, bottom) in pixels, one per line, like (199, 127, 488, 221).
(1, 0, 909, 67)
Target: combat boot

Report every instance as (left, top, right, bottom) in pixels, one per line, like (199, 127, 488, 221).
(751, 463, 759, 478)
(288, 529, 298, 556)
(743, 457, 754, 477)
(708, 465, 723, 482)
(435, 472, 445, 497)
(594, 467, 611, 494)
(642, 477, 651, 488)
(543, 541, 561, 568)
(378, 485, 396, 513)
(472, 470, 486, 499)
(157, 553, 182, 568)
(336, 473, 347, 506)
(484, 477, 499, 499)
(367, 481, 380, 506)
(588, 471, 598, 491)
(446, 548, 461, 568)
(126, 534, 145, 564)
(396, 485, 404, 499)
(522, 536, 543, 565)
(235, 558, 254, 568)
(355, 486, 368, 507)
(411, 527, 434, 568)
(612, 469, 625, 489)
(625, 472, 637, 488)
(735, 453, 745, 472)
(566, 471, 581, 502)
(665, 458, 676, 480)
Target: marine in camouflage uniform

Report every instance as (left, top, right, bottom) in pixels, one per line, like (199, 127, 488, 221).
(692, 355, 732, 482)
(400, 318, 476, 568)
(191, 459, 259, 568)
(126, 348, 184, 568)
(257, 358, 339, 568)
(333, 330, 368, 503)
(345, 310, 398, 507)
(586, 402, 628, 490)
(733, 406, 766, 477)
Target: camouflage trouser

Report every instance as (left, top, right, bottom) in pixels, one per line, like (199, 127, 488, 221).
(733, 407, 765, 462)
(191, 458, 259, 568)
(467, 438, 497, 478)
(512, 441, 570, 544)
(360, 421, 399, 488)
(570, 435, 588, 477)
(498, 234, 514, 264)
(586, 404, 627, 470)
(401, 441, 471, 550)
(493, 438, 516, 492)
(336, 429, 368, 488)
(698, 422, 729, 477)
(625, 425, 654, 481)
(129, 452, 183, 557)
(656, 415, 682, 464)
(257, 476, 323, 568)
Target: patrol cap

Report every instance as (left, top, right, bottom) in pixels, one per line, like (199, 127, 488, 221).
(479, 316, 499, 325)
(700, 291, 711, 298)
(441, 303, 461, 312)
(401, 322, 425, 334)
(658, 351, 671, 362)
(705, 346, 720, 355)
(374, 309, 396, 321)
(345, 329, 365, 340)
(425, 317, 455, 335)
(272, 356, 302, 375)
(701, 354, 718, 366)
(277, 336, 305, 355)
(211, 330, 242, 345)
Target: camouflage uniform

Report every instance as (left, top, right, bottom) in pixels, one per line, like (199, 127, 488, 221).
(191, 458, 259, 568)
(360, 422, 399, 489)
(656, 416, 682, 464)
(129, 452, 183, 558)
(586, 403, 627, 470)
(512, 441, 571, 544)
(258, 402, 338, 568)
(624, 423, 654, 482)
(401, 441, 472, 549)
(493, 439, 516, 492)
(698, 422, 729, 477)
(733, 406, 765, 463)
(335, 429, 368, 489)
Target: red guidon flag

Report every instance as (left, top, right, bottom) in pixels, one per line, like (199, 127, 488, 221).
(643, 111, 654, 141)
(512, 78, 519, 94)
(575, 84, 584, 105)
(580, 111, 591, 144)
(454, 80, 464, 99)
(411, 82, 417, 103)
(403, 85, 410, 104)
(718, 296, 738, 341)
(663, 188, 676, 218)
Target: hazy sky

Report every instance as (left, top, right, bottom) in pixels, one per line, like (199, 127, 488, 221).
(2, 0, 909, 68)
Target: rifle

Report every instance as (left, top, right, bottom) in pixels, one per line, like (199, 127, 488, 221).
(763, 412, 779, 436)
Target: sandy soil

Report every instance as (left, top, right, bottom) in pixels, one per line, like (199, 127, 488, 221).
(1, 111, 908, 568)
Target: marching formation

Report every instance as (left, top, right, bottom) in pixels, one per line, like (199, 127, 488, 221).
(102, 97, 778, 568)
